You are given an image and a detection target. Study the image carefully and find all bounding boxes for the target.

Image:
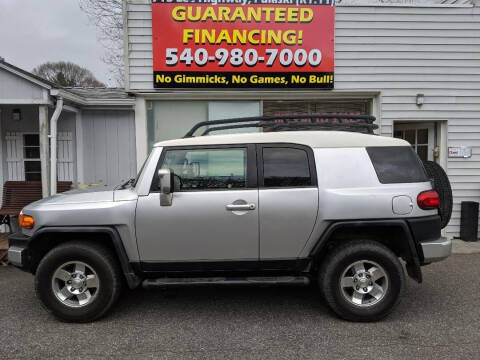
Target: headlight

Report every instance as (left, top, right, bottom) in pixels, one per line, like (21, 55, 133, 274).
(19, 212, 35, 229)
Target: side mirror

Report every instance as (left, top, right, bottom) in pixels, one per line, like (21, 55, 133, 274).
(158, 169, 174, 206)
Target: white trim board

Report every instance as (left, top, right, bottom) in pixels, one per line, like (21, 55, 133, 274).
(131, 90, 381, 101)
(0, 108, 3, 205)
(0, 99, 51, 105)
(75, 111, 84, 184)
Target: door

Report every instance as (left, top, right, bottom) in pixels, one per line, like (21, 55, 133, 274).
(257, 145, 319, 259)
(136, 145, 259, 263)
(394, 122, 435, 162)
(57, 132, 74, 181)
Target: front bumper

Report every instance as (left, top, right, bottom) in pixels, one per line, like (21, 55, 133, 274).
(7, 232, 30, 269)
(420, 237, 452, 263)
(7, 246, 27, 267)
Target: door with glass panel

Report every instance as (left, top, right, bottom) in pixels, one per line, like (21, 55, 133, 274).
(135, 145, 259, 263)
(257, 145, 319, 259)
(393, 123, 435, 162)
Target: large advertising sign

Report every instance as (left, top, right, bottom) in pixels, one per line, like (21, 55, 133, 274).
(152, 0, 335, 89)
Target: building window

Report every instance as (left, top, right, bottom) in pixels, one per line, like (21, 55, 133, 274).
(23, 134, 41, 181)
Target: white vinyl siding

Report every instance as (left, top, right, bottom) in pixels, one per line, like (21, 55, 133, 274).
(0, 68, 46, 101)
(126, 1, 153, 90)
(81, 110, 136, 186)
(126, 1, 480, 237)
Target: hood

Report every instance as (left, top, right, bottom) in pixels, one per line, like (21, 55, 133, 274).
(63, 184, 117, 195)
(24, 185, 116, 209)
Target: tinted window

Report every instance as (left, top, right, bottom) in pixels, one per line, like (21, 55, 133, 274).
(263, 147, 311, 187)
(162, 148, 247, 190)
(366, 146, 428, 184)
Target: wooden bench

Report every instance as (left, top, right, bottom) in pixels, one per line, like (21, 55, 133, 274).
(0, 181, 72, 232)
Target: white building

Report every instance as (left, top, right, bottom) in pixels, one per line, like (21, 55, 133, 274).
(1, 0, 479, 238)
(0, 60, 136, 194)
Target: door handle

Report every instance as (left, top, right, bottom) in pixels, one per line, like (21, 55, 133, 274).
(226, 203, 256, 211)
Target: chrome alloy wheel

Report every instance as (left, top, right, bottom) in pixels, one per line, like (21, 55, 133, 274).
(340, 260, 389, 307)
(51, 261, 99, 308)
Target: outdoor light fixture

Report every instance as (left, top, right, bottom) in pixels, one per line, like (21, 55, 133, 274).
(416, 94, 425, 106)
(12, 108, 21, 121)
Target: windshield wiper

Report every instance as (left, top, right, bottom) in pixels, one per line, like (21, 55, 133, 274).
(116, 178, 135, 190)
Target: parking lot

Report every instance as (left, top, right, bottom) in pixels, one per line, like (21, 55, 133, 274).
(0, 254, 479, 360)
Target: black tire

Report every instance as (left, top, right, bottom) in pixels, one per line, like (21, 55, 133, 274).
(35, 241, 122, 323)
(423, 160, 453, 229)
(319, 240, 405, 322)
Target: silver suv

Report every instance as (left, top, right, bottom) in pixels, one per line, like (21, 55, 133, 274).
(8, 115, 452, 322)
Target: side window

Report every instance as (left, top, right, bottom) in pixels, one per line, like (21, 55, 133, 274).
(262, 147, 312, 187)
(366, 146, 428, 184)
(161, 148, 247, 191)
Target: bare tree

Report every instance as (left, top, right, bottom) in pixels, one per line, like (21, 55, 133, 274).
(78, 0, 124, 86)
(32, 61, 106, 87)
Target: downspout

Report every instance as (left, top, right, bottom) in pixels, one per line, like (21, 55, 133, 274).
(49, 97, 63, 195)
(39, 105, 50, 198)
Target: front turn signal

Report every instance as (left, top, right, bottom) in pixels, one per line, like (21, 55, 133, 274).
(19, 213, 35, 229)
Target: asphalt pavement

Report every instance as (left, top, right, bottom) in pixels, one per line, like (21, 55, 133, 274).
(1, 254, 479, 360)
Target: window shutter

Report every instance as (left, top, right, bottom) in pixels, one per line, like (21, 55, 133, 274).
(57, 132, 74, 181)
(5, 132, 24, 181)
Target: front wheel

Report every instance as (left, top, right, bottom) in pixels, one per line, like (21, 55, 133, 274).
(319, 240, 405, 322)
(35, 241, 122, 322)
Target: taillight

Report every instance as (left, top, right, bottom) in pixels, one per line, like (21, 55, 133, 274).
(417, 190, 440, 210)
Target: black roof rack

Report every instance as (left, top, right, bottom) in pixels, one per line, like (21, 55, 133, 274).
(184, 114, 377, 138)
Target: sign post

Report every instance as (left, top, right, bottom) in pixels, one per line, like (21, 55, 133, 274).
(152, 0, 335, 89)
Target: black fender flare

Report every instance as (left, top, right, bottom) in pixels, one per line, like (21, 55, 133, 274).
(310, 219, 422, 283)
(28, 226, 142, 289)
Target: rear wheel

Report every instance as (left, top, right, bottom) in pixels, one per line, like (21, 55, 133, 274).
(35, 241, 122, 322)
(319, 240, 404, 322)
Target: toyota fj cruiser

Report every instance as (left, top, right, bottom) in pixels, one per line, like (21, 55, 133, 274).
(8, 115, 452, 322)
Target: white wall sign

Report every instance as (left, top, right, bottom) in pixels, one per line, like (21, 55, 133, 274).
(448, 147, 472, 158)
(336, 0, 472, 6)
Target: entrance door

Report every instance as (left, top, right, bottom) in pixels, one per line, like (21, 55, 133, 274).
(394, 122, 435, 162)
(135, 145, 259, 263)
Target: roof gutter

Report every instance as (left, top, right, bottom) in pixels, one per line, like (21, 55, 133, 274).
(50, 88, 135, 107)
(50, 97, 63, 195)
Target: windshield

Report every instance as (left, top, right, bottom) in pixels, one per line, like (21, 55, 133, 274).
(132, 158, 148, 188)
(132, 150, 156, 188)
(115, 151, 153, 190)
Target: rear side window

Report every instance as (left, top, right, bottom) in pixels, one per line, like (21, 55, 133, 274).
(263, 147, 312, 187)
(366, 146, 428, 184)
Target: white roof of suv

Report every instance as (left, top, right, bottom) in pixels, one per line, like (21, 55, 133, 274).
(154, 131, 409, 148)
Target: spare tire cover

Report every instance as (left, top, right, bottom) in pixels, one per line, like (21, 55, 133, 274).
(422, 161, 453, 229)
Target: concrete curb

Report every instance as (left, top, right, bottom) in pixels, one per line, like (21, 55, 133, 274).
(452, 239, 480, 254)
